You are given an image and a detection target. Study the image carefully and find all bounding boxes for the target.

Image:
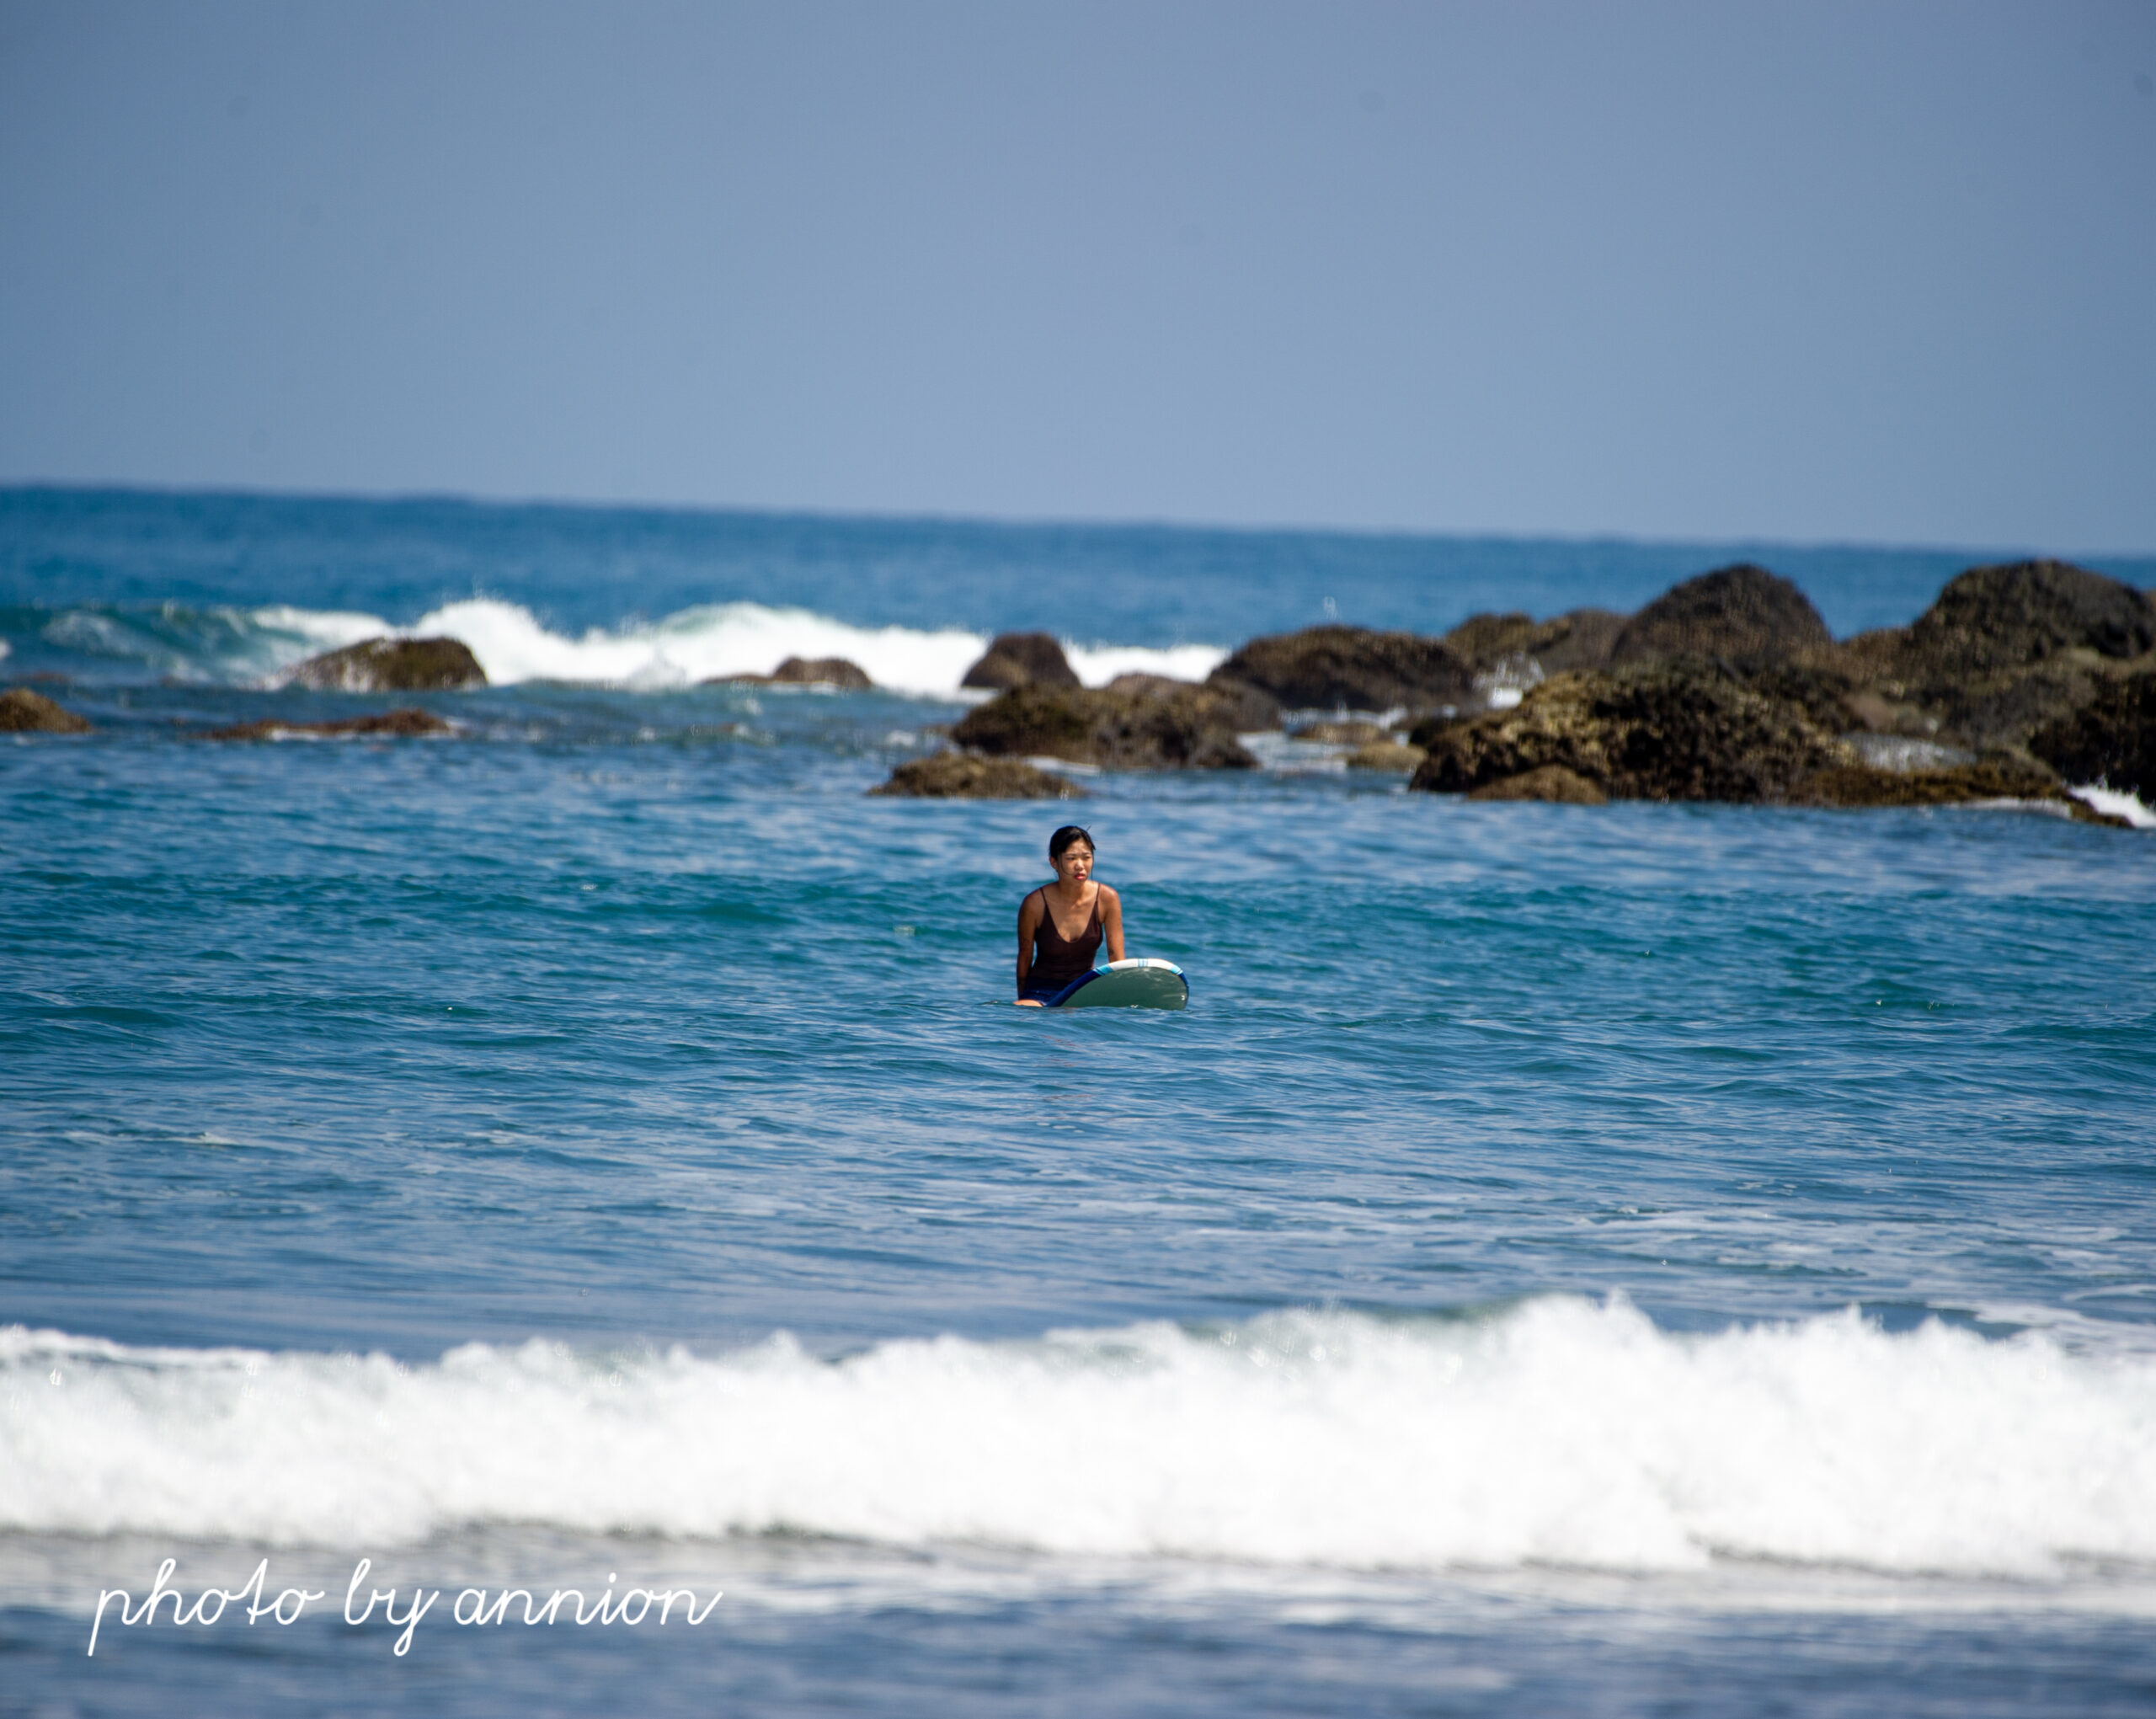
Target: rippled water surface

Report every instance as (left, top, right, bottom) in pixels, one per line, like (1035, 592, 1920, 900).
(4, 492, 2156, 1716)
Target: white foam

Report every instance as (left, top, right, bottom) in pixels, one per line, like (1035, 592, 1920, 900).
(6, 1300, 2153, 1578)
(2069, 782, 2156, 830)
(1064, 643, 1230, 687)
(237, 600, 1222, 698)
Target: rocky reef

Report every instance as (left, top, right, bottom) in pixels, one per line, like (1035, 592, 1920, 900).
(1, 688, 92, 733)
(1406, 559, 2156, 820)
(712, 656, 873, 689)
(961, 632, 1081, 691)
(287, 638, 487, 691)
(870, 753, 1086, 798)
(951, 678, 1267, 769)
(203, 707, 455, 741)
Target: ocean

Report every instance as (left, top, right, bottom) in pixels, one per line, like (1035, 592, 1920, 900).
(3, 487, 2155, 1716)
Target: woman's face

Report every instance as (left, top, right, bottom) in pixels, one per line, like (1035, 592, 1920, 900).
(1053, 842, 1094, 885)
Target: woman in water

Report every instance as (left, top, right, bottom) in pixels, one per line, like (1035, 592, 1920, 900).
(1015, 825, 1123, 1005)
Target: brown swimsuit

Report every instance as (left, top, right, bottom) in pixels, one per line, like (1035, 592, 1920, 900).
(1025, 887, 1103, 996)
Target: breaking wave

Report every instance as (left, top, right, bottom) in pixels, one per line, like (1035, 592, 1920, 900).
(7, 1298, 2153, 1578)
(5, 599, 1225, 697)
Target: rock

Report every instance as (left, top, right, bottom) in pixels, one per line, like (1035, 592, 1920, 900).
(712, 656, 874, 689)
(1347, 740, 1428, 771)
(1466, 764, 1608, 804)
(961, 632, 1081, 691)
(870, 753, 1086, 798)
(1797, 755, 2070, 809)
(202, 707, 454, 740)
(1893, 560, 2156, 681)
(0, 687, 91, 733)
(1609, 565, 1832, 670)
(288, 637, 487, 691)
(1412, 661, 1845, 803)
(1444, 608, 1629, 675)
(1290, 718, 1390, 745)
(1109, 673, 1279, 732)
(1207, 625, 1474, 713)
(952, 682, 1259, 769)
(2029, 669, 2156, 799)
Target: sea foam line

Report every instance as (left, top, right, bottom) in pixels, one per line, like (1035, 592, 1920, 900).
(249, 600, 1224, 697)
(5, 1299, 2153, 1577)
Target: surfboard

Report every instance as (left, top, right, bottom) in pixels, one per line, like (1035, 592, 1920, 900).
(1045, 958, 1188, 1011)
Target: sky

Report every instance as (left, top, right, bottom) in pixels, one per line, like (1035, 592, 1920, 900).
(1, 0, 2152, 550)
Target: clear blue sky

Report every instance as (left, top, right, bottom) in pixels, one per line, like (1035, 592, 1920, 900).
(2, 1, 2152, 550)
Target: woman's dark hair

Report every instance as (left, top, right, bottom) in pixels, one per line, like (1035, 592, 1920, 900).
(1049, 825, 1095, 859)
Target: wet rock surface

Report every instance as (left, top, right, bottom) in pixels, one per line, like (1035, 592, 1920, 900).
(953, 682, 1259, 769)
(961, 632, 1081, 691)
(1466, 764, 1608, 804)
(203, 707, 455, 741)
(0, 688, 92, 733)
(2029, 670, 2156, 800)
(1444, 608, 1628, 676)
(870, 753, 1086, 798)
(287, 637, 487, 691)
(1207, 625, 1474, 713)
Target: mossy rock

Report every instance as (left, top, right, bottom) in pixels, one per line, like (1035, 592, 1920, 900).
(0, 687, 91, 733)
(870, 754, 1086, 798)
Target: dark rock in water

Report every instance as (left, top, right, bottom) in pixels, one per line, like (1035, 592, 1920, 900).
(961, 632, 1081, 691)
(2029, 670, 2156, 799)
(1798, 755, 2076, 810)
(1894, 560, 2156, 680)
(953, 682, 1259, 769)
(1412, 661, 1844, 803)
(870, 753, 1086, 799)
(203, 707, 454, 740)
(0, 687, 91, 733)
(1444, 608, 1629, 675)
(288, 637, 487, 691)
(1109, 673, 1280, 733)
(1466, 764, 1608, 804)
(1207, 625, 1473, 713)
(712, 656, 874, 689)
(1609, 565, 1832, 670)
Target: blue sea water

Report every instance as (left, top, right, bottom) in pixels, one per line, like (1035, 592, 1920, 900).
(3, 488, 2156, 1716)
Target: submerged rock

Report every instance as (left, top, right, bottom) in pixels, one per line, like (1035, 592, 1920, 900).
(1347, 740, 1428, 771)
(203, 707, 454, 741)
(288, 637, 487, 691)
(2029, 669, 2156, 800)
(1609, 565, 1832, 671)
(1466, 764, 1608, 804)
(1208, 625, 1474, 713)
(961, 632, 1081, 691)
(0, 687, 91, 733)
(870, 753, 1086, 799)
(953, 681, 1259, 769)
(712, 656, 874, 689)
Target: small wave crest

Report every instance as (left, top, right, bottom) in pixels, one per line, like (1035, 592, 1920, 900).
(6, 1299, 2152, 1577)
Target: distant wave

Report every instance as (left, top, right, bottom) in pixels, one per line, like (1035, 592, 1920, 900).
(6, 1298, 2152, 1577)
(7, 598, 1225, 697)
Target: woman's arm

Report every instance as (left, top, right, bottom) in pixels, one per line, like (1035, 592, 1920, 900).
(1015, 889, 1042, 1000)
(1101, 885, 1125, 963)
